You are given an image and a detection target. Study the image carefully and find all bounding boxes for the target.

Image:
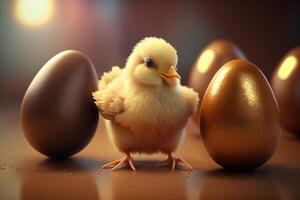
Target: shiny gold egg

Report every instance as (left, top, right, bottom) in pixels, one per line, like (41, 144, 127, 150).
(189, 40, 246, 124)
(271, 47, 300, 134)
(200, 60, 281, 169)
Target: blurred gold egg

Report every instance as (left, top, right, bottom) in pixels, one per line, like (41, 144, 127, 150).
(271, 47, 300, 134)
(200, 60, 281, 170)
(189, 40, 246, 124)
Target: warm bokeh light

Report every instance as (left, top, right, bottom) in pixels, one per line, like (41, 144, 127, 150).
(197, 49, 215, 74)
(278, 56, 298, 80)
(15, 0, 54, 27)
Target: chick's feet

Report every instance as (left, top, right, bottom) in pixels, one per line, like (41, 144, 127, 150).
(101, 154, 136, 171)
(156, 153, 193, 171)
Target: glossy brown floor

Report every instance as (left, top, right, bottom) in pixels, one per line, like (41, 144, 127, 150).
(1, 108, 300, 200)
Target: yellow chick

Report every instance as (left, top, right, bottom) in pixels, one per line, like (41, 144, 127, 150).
(92, 37, 198, 171)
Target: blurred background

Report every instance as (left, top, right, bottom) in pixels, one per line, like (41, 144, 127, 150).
(0, 0, 300, 108)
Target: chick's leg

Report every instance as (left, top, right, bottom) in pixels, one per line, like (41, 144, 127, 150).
(101, 153, 136, 171)
(156, 153, 193, 171)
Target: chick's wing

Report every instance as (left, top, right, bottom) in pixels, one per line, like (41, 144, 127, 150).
(180, 86, 199, 115)
(92, 66, 125, 120)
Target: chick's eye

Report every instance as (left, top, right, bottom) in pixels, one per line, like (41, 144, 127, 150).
(145, 58, 154, 68)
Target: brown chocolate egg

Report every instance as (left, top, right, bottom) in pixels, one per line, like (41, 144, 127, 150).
(200, 60, 281, 169)
(21, 50, 99, 158)
(189, 40, 246, 123)
(271, 47, 300, 134)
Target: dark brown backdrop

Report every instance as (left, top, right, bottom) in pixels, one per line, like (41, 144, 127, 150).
(0, 0, 299, 108)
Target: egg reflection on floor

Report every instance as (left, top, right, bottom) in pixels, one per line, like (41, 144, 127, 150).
(200, 170, 281, 200)
(271, 47, 300, 135)
(200, 60, 281, 170)
(188, 40, 246, 125)
(20, 159, 99, 200)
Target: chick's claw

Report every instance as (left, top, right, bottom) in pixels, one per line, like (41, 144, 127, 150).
(101, 155, 136, 171)
(156, 154, 193, 171)
(174, 157, 193, 171)
(101, 159, 123, 169)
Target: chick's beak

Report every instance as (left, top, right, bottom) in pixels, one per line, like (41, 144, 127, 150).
(157, 66, 181, 85)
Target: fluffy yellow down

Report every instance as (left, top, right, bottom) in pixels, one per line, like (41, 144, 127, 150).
(93, 37, 199, 155)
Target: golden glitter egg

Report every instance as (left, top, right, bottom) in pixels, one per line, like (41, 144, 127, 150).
(271, 46, 300, 134)
(200, 60, 281, 170)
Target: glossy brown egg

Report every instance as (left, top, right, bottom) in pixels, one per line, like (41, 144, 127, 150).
(21, 50, 99, 158)
(200, 60, 281, 170)
(189, 40, 246, 123)
(271, 47, 300, 134)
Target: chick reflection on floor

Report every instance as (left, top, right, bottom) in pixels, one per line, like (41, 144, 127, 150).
(96, 167, 203, 200)
(20, 158, 100, 200)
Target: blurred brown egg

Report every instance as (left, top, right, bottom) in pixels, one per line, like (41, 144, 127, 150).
(189, 40, 246, 124)
(21, 50, 99, 158)
(200, 60, 281, 170)
(271, 47, 300, 134)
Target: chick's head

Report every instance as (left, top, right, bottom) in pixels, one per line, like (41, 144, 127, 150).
(126, 37, 180, 87)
